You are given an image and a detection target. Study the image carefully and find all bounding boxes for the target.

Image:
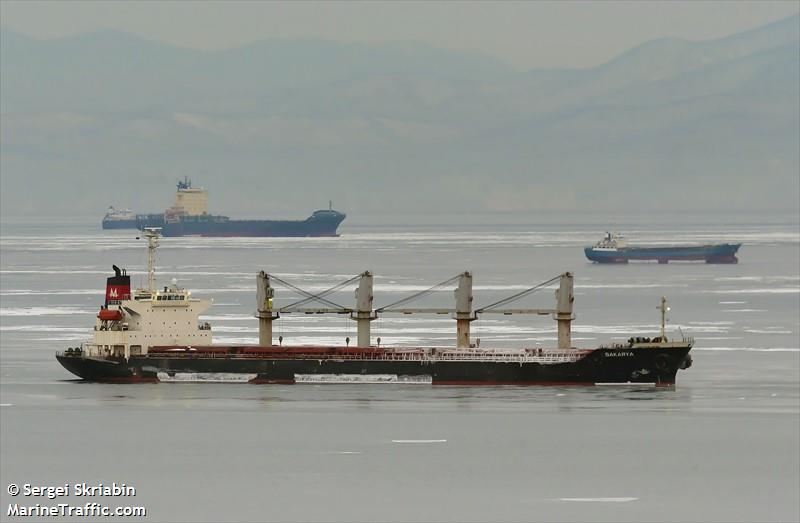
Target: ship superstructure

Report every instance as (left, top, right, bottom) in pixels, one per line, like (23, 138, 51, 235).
(58, 231, 693, 385)
(75, 229, 212, 364)
(170, 177, 209, 217)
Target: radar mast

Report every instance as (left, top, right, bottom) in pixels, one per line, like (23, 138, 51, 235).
(658, 296, 670, 340)
(142, 228, 161, 293)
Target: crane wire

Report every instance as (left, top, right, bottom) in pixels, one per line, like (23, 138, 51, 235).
(280, 273, 362, 309)
(376, 274, 463, 312)
(268, 274, 351, 311)
(475, 274, 562, 313)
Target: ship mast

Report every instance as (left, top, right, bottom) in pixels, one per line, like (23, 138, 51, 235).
(142, 228, 161, 293)
(658, 296, 670, 340)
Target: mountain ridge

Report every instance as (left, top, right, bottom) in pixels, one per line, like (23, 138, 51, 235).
(1, 13, 798, 216)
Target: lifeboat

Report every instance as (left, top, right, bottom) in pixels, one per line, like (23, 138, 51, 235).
(98, 308, 123, 321)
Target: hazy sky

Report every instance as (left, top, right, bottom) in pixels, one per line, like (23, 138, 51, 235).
(1, 0, 798, 69)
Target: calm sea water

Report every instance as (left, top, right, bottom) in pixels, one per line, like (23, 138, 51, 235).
(1, 214, 798, 522)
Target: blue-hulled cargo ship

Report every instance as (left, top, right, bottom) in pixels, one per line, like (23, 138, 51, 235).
(585, 233, 741, 264)
(159, 208, 345, 237)
(101, 178, 346, 237)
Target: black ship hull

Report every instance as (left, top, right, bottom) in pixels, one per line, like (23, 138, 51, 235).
(57, 345, 692, 386)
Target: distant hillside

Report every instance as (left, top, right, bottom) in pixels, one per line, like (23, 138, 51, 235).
(1, 14, 798, 218)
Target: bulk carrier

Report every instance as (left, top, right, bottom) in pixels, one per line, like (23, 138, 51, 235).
(57, 229, 693, 386)
(103, 178, 346, 237)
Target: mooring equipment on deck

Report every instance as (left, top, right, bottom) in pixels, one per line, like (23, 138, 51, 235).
(255, 271, 575, 349)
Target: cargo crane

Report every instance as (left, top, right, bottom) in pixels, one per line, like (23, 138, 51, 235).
(256, 270, 574, 350)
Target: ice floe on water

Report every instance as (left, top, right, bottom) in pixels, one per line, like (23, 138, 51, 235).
(695, 347, 799, 352)
(560, 498, 638, 503)
(709, 288, 799, 294)
(157, 372, 257, 382)
(0, 307, 94, 317)
(200, 314, 258, 322)
(0, 326, 89, 332)
(0, 289, 103, 296)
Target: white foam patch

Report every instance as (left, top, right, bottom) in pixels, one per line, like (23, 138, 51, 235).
(0, 289, 103, 296)
(0, 403, 13, 407)
(714, 276, 800, 282)
(211, 326, 258, 333)
(577, 283, 686, 289)
(157, 372, 257, 382)
(294, 374, 432, 384)
(200, 314, 257, 321)
(595, 383, 656, 387)
(392, 439, 447, 444)
(709, 288, 799, 294)
(189, 287, 252, 294)
(560, 497, 638, 503)
(0, 326, 89, 332)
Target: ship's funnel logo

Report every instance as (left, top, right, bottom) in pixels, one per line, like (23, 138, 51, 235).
(105, 268, 131, 305)
(105, 284, 130, 304)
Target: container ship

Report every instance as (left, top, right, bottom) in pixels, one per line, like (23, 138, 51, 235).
(102, 178, 346, 237)
(585, 232, 741, 264)
(57, 230, 693, 386)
